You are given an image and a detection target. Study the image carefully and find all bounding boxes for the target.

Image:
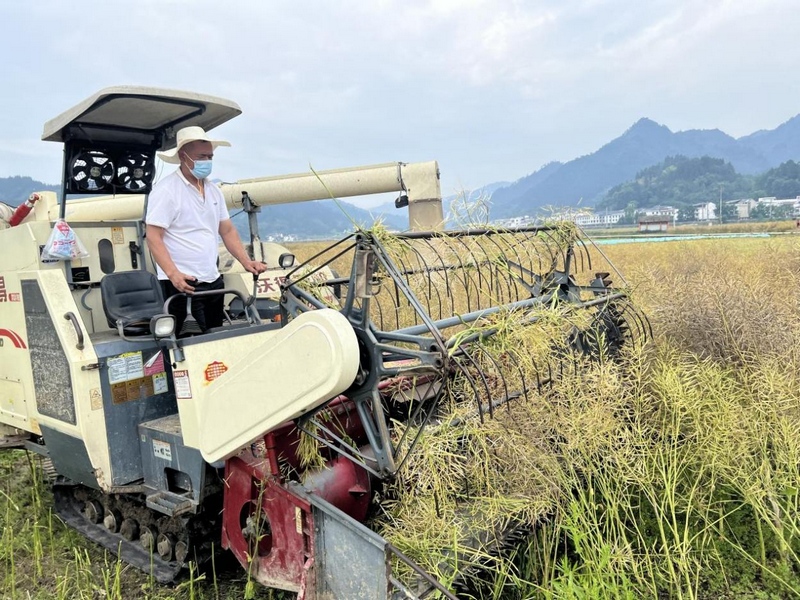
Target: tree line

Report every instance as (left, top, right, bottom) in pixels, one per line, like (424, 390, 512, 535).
(597, 156, 800, 220)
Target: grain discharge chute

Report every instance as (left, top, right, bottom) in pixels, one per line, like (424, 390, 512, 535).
(0, 87, 649, 598)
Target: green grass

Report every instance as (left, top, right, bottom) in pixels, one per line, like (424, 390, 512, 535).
(5, 230, 800, 599)
(371, 233, 800, 599)
(0, 451, 282, 599)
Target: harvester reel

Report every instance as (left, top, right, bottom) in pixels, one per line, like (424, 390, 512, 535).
(568, 274, 651, 359)
(69, 150, 115, 191)
(282, 226, 652, 482)
(570, 302, 629, 358)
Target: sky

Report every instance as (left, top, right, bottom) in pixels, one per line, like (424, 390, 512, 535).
(1, 0, 799, 208)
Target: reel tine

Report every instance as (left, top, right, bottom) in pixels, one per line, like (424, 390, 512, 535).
(396, 239, 433, 321)
(462, 345, 495, 419)
(407, 239, 448, 322)
(452, 351, 488, 423)
(449, 236, 480, 314)
(420, 237, 457, 318)
(485, 235, 519, 304)
(625, 301, 653, 344)
(532, 227, 566, 272)
(475, 343, 514, 413)
(392, 379, 451, 473)
(467, 234, 503, 309)
(387, 248, 422, 330)
(475, 235, 505, 306)
(573, 232, 591, 273)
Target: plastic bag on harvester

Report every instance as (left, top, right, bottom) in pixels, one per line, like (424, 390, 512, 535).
(41, 219, 90, 261)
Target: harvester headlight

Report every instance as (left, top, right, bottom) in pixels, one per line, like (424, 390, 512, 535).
(150, 314, 176, 338)
(278, 253, 295, 269)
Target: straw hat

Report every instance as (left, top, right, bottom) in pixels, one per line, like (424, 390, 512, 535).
(157, 126, 231, 164)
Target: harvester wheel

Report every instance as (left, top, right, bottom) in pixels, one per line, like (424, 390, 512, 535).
(120, 518, 139, 541)
(174, 540, 190, 564)
(157, 532, 176, 561)
(140, 525, 157, 551)
(84, 500, 103, 524)
(103, 508, 122, 533)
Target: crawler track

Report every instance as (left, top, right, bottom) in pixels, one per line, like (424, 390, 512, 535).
(53, 483, 222, 583)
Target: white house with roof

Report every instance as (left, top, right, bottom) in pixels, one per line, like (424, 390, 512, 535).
(726, 198, 756, 219)
(571, 210, 625, 227)
(719, 196, 800, 220)
(757, 196, 800, 217)
(641, 205, 678, 220)
(694, 202, 717, 221)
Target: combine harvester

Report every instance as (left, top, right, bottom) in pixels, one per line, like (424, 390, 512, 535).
(0, 87, 649, 598)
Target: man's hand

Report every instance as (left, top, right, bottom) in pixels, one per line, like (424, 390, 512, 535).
(218, 220, 268, 277)
(242, 259, 268, 275)
(168, 271, 198, 294)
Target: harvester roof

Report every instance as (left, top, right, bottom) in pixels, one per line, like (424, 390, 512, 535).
(41, 85, 242, 148)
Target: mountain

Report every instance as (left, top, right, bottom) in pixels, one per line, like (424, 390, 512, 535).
(0, 176, 60, 204)
(738, 115, 800, 166)
(231, 199, 406, 240)
(490, 116, 800, 218)
(9, 113, 800, 231)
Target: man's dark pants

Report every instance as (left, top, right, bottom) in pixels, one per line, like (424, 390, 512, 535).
(161, 276, 225, 334)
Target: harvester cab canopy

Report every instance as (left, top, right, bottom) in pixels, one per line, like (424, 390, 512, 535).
(41, 86, 241, 215)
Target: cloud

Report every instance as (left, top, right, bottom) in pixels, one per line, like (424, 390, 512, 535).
(1, 0, 799, 197)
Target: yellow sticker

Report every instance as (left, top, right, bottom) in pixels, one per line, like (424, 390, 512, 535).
(89, 388, 102, 410)
(111, 227, 124, 245)
(153, 372, 168, 395)
(295, 506, 303, 534)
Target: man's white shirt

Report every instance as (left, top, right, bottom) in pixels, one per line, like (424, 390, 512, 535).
(145, 170, 230, 283)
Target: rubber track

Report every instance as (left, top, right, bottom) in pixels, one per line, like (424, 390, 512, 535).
(53, 485, 191, 584)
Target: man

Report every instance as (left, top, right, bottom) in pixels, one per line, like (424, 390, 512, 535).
(146, 126, 266, 334)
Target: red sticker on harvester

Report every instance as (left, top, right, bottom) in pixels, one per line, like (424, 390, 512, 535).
(0, 328, 27, 349)
(143, 351, 165, 376)
(204, 361, 228, 382)
(173, 370, 192, 399)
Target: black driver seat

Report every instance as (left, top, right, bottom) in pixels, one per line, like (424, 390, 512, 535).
(100, 270, 164, 336)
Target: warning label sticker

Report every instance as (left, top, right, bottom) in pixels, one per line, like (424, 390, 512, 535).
(108, 352, 144, 384)
(153, 372, 168, 395)
(111, 227, 124, 245)
(111, 377, 154, 404)
(173, 370, 192, 399)
(110, 382, 128, 404)
(153, 439, 172, 461)
(128, 377, 154, 400)
(90, 388, 102, 410)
